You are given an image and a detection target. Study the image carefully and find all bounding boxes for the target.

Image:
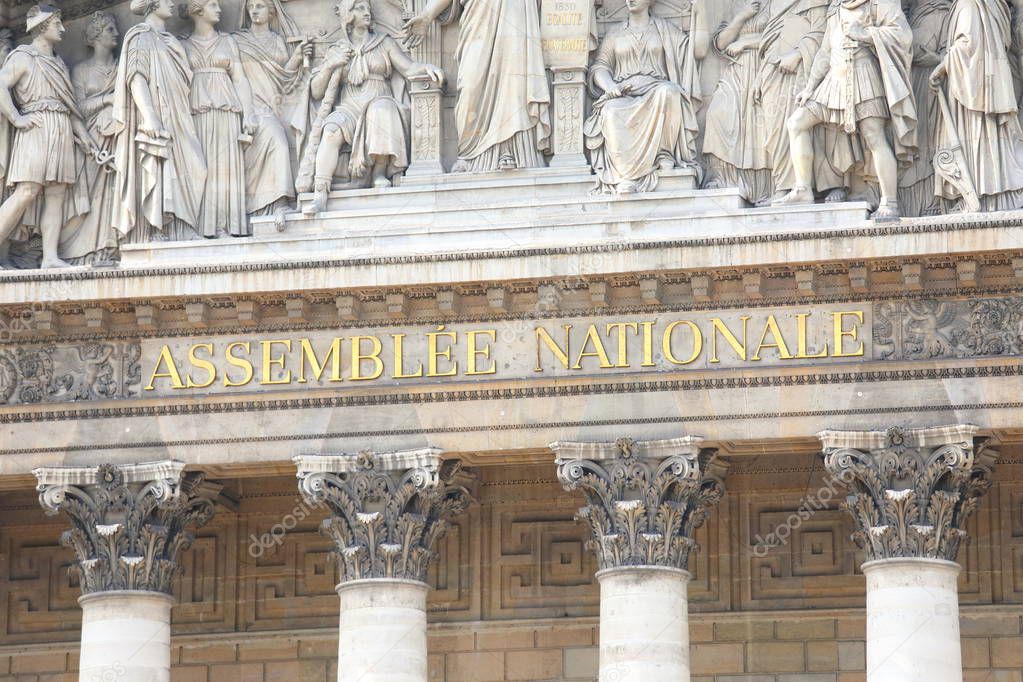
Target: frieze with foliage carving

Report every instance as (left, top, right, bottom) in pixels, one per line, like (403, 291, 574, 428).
(0, 341, 140, 406)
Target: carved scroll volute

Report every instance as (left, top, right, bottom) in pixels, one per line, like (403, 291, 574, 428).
(819, 425, 997, 563)
(33, 461, 218, 595)
(553, 436, 727, 572)
(294, 449, 473, 584)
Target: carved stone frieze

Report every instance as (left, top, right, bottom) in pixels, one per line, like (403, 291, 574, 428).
(0, 341, 140, 406)
(33, 461, 218, 595)
(819, 425, 998, 563)
(294, 449, 472, 584)
(552, 437, 727, 572)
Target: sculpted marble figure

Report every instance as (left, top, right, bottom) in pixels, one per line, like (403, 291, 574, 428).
(404, 0, 551, 172)
(583, 0, 708, 194)
(703, 0, 771, 205)
(112, 0, 207, 243)
(295, 0, 443, 211)
(184, 0, 257, 237)
(755, 0, 832, 203)
(779, 0, 918, 221)
(0, 4, 99, 269)
(63, 11, 121, 264)
(234, 0, 310, 221)
(897, 0, 952, 217)
(930, 0, 1023, 212)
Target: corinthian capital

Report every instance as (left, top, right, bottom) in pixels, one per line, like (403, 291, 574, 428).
(552, 437, 727, 572)
(294, 449, 472, 585)
(33, 461, 218, 596)
(819, 425, 998, 563)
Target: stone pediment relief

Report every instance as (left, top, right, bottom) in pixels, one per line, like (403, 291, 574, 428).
(0, 0, 1017, 273)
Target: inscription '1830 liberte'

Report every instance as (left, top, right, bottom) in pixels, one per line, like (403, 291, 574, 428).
(143, 309, 867, 394)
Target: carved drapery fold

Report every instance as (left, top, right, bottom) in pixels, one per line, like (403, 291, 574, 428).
(33, 461, 218, 595)
(552, 436, 727, 572)
(294, 449, 472, 585)
(819, 425, 998, 563)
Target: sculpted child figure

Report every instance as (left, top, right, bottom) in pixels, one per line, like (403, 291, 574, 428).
(295, 0, 443, 212)
(0, 4, 99, 269)
(778, 0, 918, 221)
(583, 0, 708, 194)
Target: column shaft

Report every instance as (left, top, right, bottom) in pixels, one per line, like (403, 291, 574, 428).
(79, 591, 173, 682)
(864, 559, 962, 682)
(598, 567, 691, 682)
(337, 579, 428, 682)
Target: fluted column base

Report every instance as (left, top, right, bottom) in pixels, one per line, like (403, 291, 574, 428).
(863, 558, 962, 682)
(79, 590, 173, 682)
(337, 579, 429, 682)
(597, 566, 691, 682)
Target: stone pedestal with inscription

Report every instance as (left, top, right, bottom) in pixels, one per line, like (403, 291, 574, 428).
(553, 437, 727, 682)
(405, 73, 445, 179)
(820, 426, 999, 682)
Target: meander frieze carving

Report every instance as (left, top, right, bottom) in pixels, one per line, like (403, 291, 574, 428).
(33, 461, 219, 595)
(820, 425, 998, 562)
(294, 449, 472, 584)
(0, 0, 1020, 269)
(553, 437, 727, 571)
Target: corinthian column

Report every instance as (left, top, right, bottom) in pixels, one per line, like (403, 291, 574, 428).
(552, 437, 727, 682)
(820, 425, 998, 682)
(294, 449, 471, 682)
(33, 461, 217, 682)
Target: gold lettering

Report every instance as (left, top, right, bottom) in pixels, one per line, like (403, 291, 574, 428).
(572, 324, 614, 369)
(795, 313, 828, 359)
(298, 338, 342, 383)
(535, 325, 572, 371)
(392, 334, 424, 379)
(752, 315, 794, 361)
(427, 325, 458, 377)
(605, 322, 639, 368)
(662, 320, 702, 365)
(710, 316, 750, 363)
(145, 345, 185, 390)
(640, 321, 655, 367)
(466, 329, 497, 375)
(224, 342, 254, 387)
(185, 343, 217, 388)
(832, 311, 865, 357)
(261, 340, 292, 385)
(351, 336, 384, 381)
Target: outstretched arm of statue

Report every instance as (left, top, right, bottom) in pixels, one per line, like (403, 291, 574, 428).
(310, 46, 353, 100)
(690, 0, 709, 60)
(228, 40, 257, 134)
(796, 28, 830, 104)
(592, 66, 621, 98)
(390, 42, 445, 85)
(403, 0, 452, 48)
(0, 55, 35, 130)
(714, 1, 758, 52)
(128, 73, 168, 140)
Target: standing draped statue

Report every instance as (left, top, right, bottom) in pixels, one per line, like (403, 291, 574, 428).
(294, 0, 443, 212)
(0, 4, 98, 269)
(897, 0, 952, 217)
(756, 0, 831, 203)
(583, 0, 708, 194)
(930, 0, 1023, 212)
(778, 0, 917, 221)
(234, 0, 311, 221)
(184, 0, 257, 237)
(62, 11, 120, 265)
(403, 0, 551, 172)
(703, 0, 771, 205)
(112, 0, 207, 243)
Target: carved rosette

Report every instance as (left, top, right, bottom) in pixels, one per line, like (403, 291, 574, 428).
(294, 449, 472, 585)
(552, 437, 727, 572)
(820, 425, 998, 563)
(33, 461, 217, 596)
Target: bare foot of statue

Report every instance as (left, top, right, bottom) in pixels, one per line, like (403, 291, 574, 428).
(870, 199, 901, 223)
(452, 159, 469, 173)
(825, 188, 847, 203)
(372, 166, 391, 188)
(40, 257, 72, 269)
(274, 206, 291, 232)
(498, 153, 516, 171)
(775, 187, 814, 205)
(617, 180, 638, 195)
(657, 158, 675, 171)
(312, 180, 330, 214)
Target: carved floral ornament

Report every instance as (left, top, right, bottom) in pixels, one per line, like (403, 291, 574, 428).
(819, 424, 998, 563)
(552, 436, 727, 572)
(294, 449, 473, 585)
(33, 461, 218, 595)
